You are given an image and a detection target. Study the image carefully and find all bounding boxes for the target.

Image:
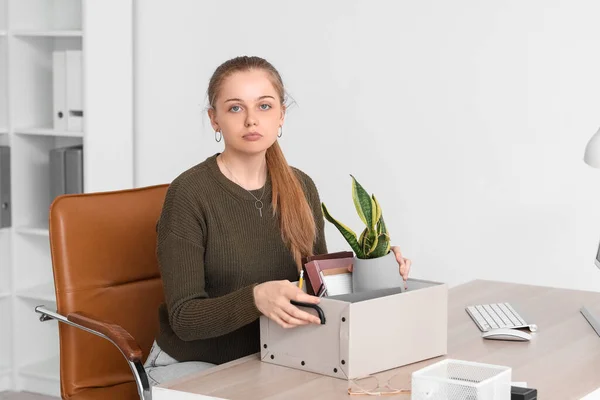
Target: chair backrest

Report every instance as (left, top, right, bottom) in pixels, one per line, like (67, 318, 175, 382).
(49, 184, 169, 398)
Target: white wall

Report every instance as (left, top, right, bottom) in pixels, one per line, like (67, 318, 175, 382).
(133, 0, 600, 291)
(84, 0, 134, 192)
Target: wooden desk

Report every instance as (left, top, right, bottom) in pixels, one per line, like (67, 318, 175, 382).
(154, 280, 600, 400)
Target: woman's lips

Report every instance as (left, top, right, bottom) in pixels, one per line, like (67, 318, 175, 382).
(243, 133, 262, 141)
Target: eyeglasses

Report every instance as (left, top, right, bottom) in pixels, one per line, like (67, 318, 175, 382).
(347, 374, 411, 396)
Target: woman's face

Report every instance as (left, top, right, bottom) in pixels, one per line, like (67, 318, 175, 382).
(209, 69, 285, 156)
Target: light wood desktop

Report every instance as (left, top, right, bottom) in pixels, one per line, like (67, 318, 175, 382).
(154, 280, 600, 400)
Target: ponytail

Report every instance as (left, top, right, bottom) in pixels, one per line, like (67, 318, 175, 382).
(266, 141, 316, 271)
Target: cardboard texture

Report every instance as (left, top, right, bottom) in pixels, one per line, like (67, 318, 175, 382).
(260, 278, 448, 379)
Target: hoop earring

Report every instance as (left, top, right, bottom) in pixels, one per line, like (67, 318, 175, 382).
(215, 130, 222, 142)
(278, 126, 283, 138)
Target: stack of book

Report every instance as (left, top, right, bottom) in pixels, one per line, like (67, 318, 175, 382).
(302, 251, 354, 297)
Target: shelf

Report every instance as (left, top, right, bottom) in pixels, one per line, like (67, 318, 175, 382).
(20, 356, 59, 382)
(15, 127, 83, 138)
(13, 30, 82, 37)
(15, 225, 49, 237)
(11, 135, 82, 229)
(17, 283, 55, 303)
(10, 35, 82, 130)
(0, 291, 9, 299)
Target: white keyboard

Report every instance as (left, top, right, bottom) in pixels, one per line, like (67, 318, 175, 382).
(466, 302, 537, 332)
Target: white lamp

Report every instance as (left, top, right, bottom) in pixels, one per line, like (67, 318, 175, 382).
(584, 126, 600, 169)
(582, 126, 600, 336)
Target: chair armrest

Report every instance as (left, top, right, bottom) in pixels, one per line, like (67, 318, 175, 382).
(35, 306, 143, 363)
(35, 306, 150, 400)
(68, 312, 143, 362)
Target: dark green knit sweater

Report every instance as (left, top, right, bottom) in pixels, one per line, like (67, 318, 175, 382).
(155, 153, 327, 364)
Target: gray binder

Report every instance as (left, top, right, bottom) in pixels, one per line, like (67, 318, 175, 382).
(65, 146, 83, 194)
(49, 145, 84, 205)
(0, 146, 11, 228)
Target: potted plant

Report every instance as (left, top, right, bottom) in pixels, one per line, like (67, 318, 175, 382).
(321, 175, 404, 293)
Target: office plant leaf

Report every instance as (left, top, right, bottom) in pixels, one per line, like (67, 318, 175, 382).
(322, 176, 392, 259)
(321, 202, 364, 258)
(351, 175, 376, 231)
(370, 233, 391, 258)
(372, 194, 382, 226)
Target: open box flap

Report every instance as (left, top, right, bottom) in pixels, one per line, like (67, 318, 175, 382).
(330, 278, 444, 304)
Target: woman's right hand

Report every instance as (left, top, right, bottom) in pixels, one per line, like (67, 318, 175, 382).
(253, 280, 322, 329)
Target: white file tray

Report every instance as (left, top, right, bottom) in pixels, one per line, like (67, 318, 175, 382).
(259, 278, 448, 380)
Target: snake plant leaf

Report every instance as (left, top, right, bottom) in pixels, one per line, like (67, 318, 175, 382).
(360, 229, 368, 254)
(370, 233, 391, 258)
(362, 238, 369, 257)
(351, 175, 376, 231)
(377, 214, 388, 236)
(367, 227, 378, 255)
(358, 227, 368, 247)
(361, 228, 375, 257)
(322, 202, 364, 258)
(365, 230, 380, 257)
(372, 195, 382, 225)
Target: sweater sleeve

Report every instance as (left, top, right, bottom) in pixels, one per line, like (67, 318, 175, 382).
(156, 183, 262, 342)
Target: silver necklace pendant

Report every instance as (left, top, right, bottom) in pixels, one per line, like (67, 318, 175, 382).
(255, 200, 263, 217)
(220, 155, 266, 218)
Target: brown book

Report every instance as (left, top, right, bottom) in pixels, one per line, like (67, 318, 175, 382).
(302, 251, 353, 265)
(302, 253, 354, 296)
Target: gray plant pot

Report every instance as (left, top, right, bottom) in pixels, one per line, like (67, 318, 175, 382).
(352, 251, 404, 293)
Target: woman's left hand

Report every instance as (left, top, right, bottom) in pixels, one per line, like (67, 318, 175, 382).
(391, 246, 411, 289)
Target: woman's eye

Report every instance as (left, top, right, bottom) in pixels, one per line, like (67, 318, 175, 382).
(230, 105, 242, 112)
(260, 104, 272, 110)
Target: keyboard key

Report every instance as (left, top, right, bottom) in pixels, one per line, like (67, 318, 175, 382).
(490, 304, 511, 327)
(482, 304, 501, 328)
(499, 303, 521, 326)
(467, 307, 484, 328)
(467, 307, 490, 330)
(505, 303, 527, 325)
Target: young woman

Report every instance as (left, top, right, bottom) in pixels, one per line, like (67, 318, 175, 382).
(143, 56, 412, 386)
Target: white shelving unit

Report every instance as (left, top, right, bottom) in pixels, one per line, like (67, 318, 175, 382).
(12, 30, 82, 37)
(0, 0, 11, 394)
(0, 0, 135, 396)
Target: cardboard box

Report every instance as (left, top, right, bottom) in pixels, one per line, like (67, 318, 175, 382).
(260, 278, 448, 379)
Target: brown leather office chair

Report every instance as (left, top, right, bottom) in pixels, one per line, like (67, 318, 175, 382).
(35, 184, 169, 400)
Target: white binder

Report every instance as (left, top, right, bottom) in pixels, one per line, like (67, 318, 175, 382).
(66, 50, 83, 132)
(53, 51, 67, 131)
